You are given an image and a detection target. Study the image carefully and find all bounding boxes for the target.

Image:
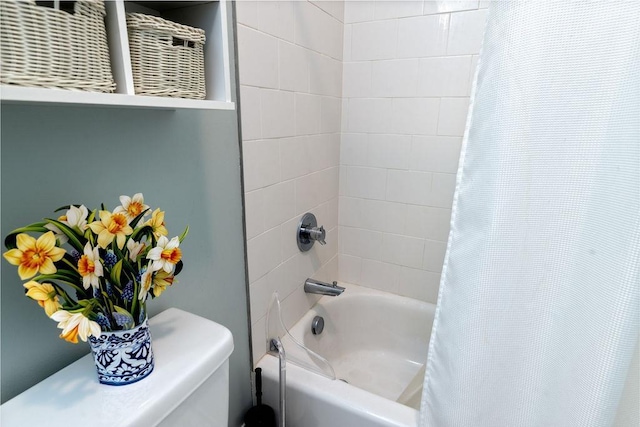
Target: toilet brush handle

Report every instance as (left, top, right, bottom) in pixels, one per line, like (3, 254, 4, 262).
(255, 368, 263, 405)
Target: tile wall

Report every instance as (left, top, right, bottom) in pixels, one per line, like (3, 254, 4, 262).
(339, 1, 488, 302)
(236, 1, 344, 364)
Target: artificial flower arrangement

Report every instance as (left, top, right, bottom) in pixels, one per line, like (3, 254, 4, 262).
(3, 193, 188, 344)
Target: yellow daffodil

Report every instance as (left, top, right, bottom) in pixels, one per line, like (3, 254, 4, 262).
(144, 208, 168, 240)
(50, 310, 101, 343)
(77, 242, 103, 289)
(3, 232, 66, 279)
(126, 238, 146, 262)
(114, 193, 149, 222)
(152, 270, 175, 297)
(147, 236, 182, 273)
(88, 210, 133, 249)
(138, 265, 153, 301)
(24, 281, 61, 316)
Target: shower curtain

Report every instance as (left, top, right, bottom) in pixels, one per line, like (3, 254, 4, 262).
(420, 3, 639, 427)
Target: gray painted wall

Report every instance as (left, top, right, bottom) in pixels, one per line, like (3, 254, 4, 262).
(1, 54, 252, 427)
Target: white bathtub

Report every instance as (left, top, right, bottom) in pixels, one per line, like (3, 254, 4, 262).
(257, 283, 435, 427)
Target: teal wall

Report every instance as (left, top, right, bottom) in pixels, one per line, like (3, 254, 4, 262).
(0, 102, 252, 425)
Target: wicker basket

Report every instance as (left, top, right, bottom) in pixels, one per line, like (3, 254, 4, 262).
(127, 13, 206, 100)
(0, 0, 115, 92)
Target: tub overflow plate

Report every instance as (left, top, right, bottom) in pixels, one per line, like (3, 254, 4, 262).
(311, 316, 325, 335)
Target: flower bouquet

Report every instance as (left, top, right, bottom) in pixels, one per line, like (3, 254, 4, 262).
(3, 193, 188, 384)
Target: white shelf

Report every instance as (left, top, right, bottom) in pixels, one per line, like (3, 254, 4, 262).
(0, 0, 234, 111)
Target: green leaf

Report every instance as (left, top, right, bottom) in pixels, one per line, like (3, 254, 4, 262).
(110, 260, 123, 287)
(129, 208, 150, 229)
(4, 222, 49, 249)
(44, 219, 85, 252)
(131, 225, 154, 242)
(53, 205, 71, 213)
(179, 225, 190, 243)
(174, 260, 184, 276)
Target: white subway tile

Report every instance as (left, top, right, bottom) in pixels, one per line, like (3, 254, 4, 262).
(478, 1, 491, 9)
(428, 172, 457, 208)
(404, 205, 452, 241)
(423, 1, 479, 15)
(368, 134, 411, 170)
(347, 98, 393, 133)
(391, 98, 440, 135)
(410, 135, 462, 173)
(280, 136, 310, 181)
(309, 53, 343, 97)
(417, 56, 472, 97)
(258, 1, 295, 42)
(374, 1, 423, 20)
(295, 168, 339, 214)
(370, 59, 420, 98)
(279, 41, 309, 93)
(344, 1, 375, 24)
(345, 166, 388, 200)
(244, 189, 264, 240)
(381, 233, 425, 269)
(351, 20, 398, 61)
(339, 196, 360, 227)
(261, 89, 296, 138)
(340, 227, 384, 261)
(237, 25, 278, 89)
(251, 315, 267, 365)
(360, 259, 400, 293)
(281, 217, 301, 262)
(343, 24, 353, 61)
(247, 226, 282, 282)
(340, 133, 368, 166)
(294, 1, 344, 60)
(236, 1, 259, 29)
(339, 165, 348, 196)
(307, 134, 331, 172)
(295, 93, 322, 136)
(398, 267, 441, 303)
(250, 275, 271, 324)
(423, 239, 447, 272)
(437, 97, 469, 136)
(397, 15, 449, 58)
(343, 61, 372, 98)
(386, 170, 432, 205)
(321, 196, 340, 230)
(263, 181, 296, 231)
(447, 9, 488, 55)
(339, 253, 362, 284)
(243, 139, 281, 191)
(239, 85, 261, 141)
(341, 98, 350, 132)
(321, 96, 342, 134)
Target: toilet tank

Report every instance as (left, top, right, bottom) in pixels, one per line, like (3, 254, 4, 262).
(0, 308, 234, 427)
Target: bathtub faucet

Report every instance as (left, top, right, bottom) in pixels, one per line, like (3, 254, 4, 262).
(304, 278, 345, 296)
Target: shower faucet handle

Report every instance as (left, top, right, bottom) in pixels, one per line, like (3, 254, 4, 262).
(297, 213, 327, 251)
(307, 225, 326, 245)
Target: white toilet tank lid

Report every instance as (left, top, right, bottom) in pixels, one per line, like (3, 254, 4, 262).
(0, 308, 234, 427)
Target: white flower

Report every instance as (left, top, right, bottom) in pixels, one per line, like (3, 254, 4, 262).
(126, 238, 146, 262)
(50, 310, 101, 343)
(114, 193, 149, 222)
(138, 265, 153, 301)
(44, 223, 68, 245)
(146, 236, 182, 273)
(78, 242, 103, 290)
(64, 205, 89, 232)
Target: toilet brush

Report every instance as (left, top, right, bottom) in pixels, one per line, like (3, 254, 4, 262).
(244, 368, 276, 427)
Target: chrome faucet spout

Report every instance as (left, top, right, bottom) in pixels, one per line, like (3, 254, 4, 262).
(304, 278, 345, 296)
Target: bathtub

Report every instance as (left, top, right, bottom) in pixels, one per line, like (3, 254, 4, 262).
(257, 283, 436, 427)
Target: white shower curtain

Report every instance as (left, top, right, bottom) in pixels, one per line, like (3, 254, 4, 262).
(420, 3, 639, 426)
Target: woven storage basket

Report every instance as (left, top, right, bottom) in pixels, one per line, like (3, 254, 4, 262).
(127, 13, 206, 100)
(0, 0, 115, 92)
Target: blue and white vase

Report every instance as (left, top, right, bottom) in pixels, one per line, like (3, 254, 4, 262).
(88, 318, 154, 386)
